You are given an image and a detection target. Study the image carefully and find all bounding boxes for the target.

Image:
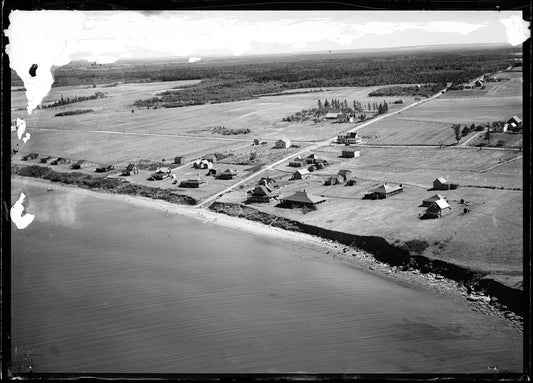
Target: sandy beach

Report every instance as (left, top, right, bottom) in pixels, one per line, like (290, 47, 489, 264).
(11, 176, 523, 331)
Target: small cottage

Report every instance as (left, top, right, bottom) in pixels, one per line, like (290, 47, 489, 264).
(433, 177, 458, 190)
(122, 163, 139, 176)
(292, 169, 310, 180)
(425, 199, 451, 218)
(337, 169, 352, 182)
(275, 138, 291, 149)
(248, 185, 278, 203)
(341, 148, 360, 158)
(422, 194, 446, 207)
(279, 190, 327, 208)
(218, 169, 237, 180)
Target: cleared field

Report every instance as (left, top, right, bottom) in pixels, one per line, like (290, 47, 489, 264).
(441, 78, 522, 99)
(220, 169, 523, 275)
(466, 132, 522, 149)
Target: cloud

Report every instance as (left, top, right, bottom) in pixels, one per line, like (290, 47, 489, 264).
(188, 56, 202, 63)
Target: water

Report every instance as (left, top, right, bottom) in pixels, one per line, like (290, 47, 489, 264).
(11, 180, 522, 373)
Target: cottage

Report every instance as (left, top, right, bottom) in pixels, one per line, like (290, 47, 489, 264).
(337, 169, 352, 182)
(153, 167, 171, 180)
(248, 185, 279, 203)
(433, 177, 458, 190)
(341, 148, 360, 158)
(324, 175, 341, 186)
(422, 194, 446, 207)
(279, 190, 327, 208)
(71, 160, 89, 169)
(365, 183, 403, 199)
(337, 132, 361, 144)
(275, 138, 291, 149)
(425, 199, 451, 218)
(218, 169, 237, 180)
(292, 169, 310, 180)
(122, 163, 139, 176)
(180, 177, 205, 188)
(174, 156, 183, 165)
(253, 138, 260, 146)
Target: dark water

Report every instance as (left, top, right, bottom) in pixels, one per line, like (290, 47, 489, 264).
(11, 181, 522, 373)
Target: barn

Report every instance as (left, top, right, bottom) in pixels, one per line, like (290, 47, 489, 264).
(433, 177, 458, 190)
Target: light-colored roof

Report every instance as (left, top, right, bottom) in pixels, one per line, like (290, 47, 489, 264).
(342, 147, 359, 152)
(423, 194, 445, 202)
(325, 112, 340, 118)
(252, 185, 277, 197)
(435, 177, 447, 184)
(295, 169, 310, 175)
(509, 115, 521, 123)
(277, 137, 290, 143)
(372, 184, 402, 194)
(427, 199, 451, 211)
(281, 190, 326, 204)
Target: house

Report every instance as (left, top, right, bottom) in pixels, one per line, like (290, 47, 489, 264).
(152, 167, 171, 180)
(22, 153, 39, 161)
(324, 175, 341, 185)
(180, 177, 205, 188)
(122, 163, 139, 176)
(474, 79, 484, 87)
(258, 177, 277, 188)
(275, 138, 291, 148)
(292, 169, 310, 180)
(193, 159, 213, 169)
(425, 199, 451, 218)
(305, 154, 321, 164)
(174, 156, 183, 165)
(50, 157, 69, 165)
(337, 132, 361, 144)
(325, 112, 341, 119)
(248, 185, 279, 203)
(341, 148, 360, 158)
(218, 169, 237, 180)
(71, 160, 89, 169)
(279, 190, 327, 208)
(507, 115, 521, 125)
(96, 164, 114, 172)
(365, 183, 403, 199)
(337, 169, 352, 182)
(422, 194, 446, 207)
(253, 138, 260, 145)
(289, 156, 305, 167)
(433, 177, 458, 190)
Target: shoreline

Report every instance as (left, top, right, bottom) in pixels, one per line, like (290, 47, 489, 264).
(11, 175, 523, 331)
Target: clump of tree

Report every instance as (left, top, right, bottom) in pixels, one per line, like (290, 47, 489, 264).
(451, 124, 463, 143)
(41, 92, 106, 108)
(211, 126, 251, 135)
(54, 109, 94, 117)
(369, 83, 445, 97)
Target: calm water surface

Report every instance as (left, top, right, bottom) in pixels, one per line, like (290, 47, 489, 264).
(11, 181, 522, 373)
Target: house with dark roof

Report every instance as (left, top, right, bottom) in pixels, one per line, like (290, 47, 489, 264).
(337, 169, 352, 182)
(275, 138, 291, 148)
(433, 177, 458, 190)
(248, 185, 279, 203)
(425, 199, 451, 218)
(422, 194, 446, 207)
(180, 177, 205, 188)
(337, 132, 361, 144)
(174, 156, 183, 165)
(279, 190, 327, 208)
(364, 183, 403, 199)
(217, 169, 238, 180)
(122, 163, 139, 176)
(71, 160, 89, 169)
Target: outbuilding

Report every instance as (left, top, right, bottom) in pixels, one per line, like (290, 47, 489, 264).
(180, 177, 205, 188)
(174, 156, 183, 165)
(341, 148, 360, 158)
(433, 177, 458, 190)
(292, 169, 310, 180)
(71, 160, 89, 169)
(218, 169, 237, 180)
(289, 156, 304, 167)
(337, 169, 352, 182)
(324, 175, 341, 185)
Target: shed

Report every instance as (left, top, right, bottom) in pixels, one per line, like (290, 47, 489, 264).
(422, 194, 446, 207)
(248, 185, 279, 203)
(292, 169, 310, 180)
(275, 138, 291, 149)
(337, 169, 352, 182)
(174, 156, 183, 165)
(433, 177, 458, 190)
(365, 183, 403, 199)
(279, 190, 327, 208)
(425, 199, 451, 218)
(122, 163, 139, 176)
(341, 148, 360, 158)
(253, 138, 260, 145)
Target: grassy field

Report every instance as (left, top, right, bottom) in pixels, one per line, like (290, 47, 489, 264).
(219, 148, 523, 275)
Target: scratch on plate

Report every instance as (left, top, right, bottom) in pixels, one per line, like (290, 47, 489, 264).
(11, 193, 35, 229)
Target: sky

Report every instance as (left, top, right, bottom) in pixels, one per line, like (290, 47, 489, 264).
(6, 10, 528, 64)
